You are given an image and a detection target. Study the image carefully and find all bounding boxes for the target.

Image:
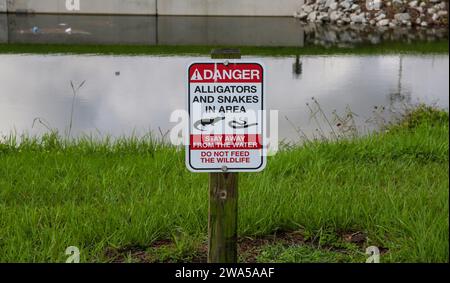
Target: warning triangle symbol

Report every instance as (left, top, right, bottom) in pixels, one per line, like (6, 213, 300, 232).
(191, 69, 203, 81)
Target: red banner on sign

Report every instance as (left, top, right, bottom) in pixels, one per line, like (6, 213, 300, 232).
(190, 134, 262, 150)
(189, 63, 263, 83)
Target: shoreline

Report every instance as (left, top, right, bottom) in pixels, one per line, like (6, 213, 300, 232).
(0, 40, 448, 56)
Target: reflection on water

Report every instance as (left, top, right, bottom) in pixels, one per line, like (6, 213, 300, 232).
(1, 14, 303, 46)
(0, 14, 448, 47)
(302, 23, 449, 48)
(0, 54, 448, 142)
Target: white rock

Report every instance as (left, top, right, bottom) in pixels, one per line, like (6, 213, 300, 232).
(297, 11, 308, 20)
(438, 10, 448, 17)
(340, 0, 352, 10)
(438, 2, 446, 9)
(428, 8, 436, 14)
(351, 4, 359, 10)
(317, 12, 330, 22)
(350, 13, 365, 23)
(389, 22, 397, 27)
(377, 19, 390, 26)
(401, 20, 410, 25)
(415, 18, 421, 24)
(432, 13, 440, 21)
(415, 7, 423, 13)
(421, 21, 428, 27)
(325, 0, 336, 8)
(307, 11, 317, 21)
(329, 2, 338, 10)
(409, 1, 418, 8)
(329, 10, 341, 21)
(376, 13, 386, 21)
(394, 13, 411, 21)
(373, 0, 383, 10)
(420, 1, 426, 7)
(302, 5, 313, 13)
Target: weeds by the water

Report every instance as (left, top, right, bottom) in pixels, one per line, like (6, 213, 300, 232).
(0, 41, 448, 56)
(284, 97, 353, 144)
(68, 80, 85, 138)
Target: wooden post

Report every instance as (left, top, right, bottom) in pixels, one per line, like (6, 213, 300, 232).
(208, 48, 241, 263)
(208, 172, 238, 263)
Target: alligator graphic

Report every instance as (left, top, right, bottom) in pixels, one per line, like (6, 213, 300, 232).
(194, 117, 225, 131)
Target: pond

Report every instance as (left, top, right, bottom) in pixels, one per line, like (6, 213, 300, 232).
(0, 54, 448, 142)
(1, 14, 448, 47)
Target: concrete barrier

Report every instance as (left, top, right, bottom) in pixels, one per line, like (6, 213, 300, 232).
(1, 0, 302, 16)
(0, 0, 7, 13)
(6, 0, 157, 15)
(158, 0, 302, 16)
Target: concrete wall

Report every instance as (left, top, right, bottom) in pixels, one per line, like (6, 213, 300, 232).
(0, 0, 7, 13)
(6, 0, 157, 15)
(158, 0, 301, 16)
(1, 0, 302, 16)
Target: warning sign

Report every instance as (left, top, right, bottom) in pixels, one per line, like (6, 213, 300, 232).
(186, 61, 266, 172)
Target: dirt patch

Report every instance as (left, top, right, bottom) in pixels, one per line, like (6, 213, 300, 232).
(104, 230, 388, 263)
(342, 231, 367, 245)
(238, 231, 306, 263)
(340, 230, 389, 255)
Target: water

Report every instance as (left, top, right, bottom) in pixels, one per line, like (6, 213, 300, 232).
(0, 54, 448, 142)
(1, 14, 448, 47)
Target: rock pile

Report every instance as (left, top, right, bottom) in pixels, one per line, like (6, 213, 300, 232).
(294, 0, 448, 27)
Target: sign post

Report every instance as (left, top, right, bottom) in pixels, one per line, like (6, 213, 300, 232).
(186, 49, 266, 263)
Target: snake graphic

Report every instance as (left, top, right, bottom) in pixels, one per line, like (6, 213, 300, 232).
(228, 118, 258, 129)
(194, 117, 225, 131)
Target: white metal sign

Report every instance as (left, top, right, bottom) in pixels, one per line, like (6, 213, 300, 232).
(186, 61, 266, 172)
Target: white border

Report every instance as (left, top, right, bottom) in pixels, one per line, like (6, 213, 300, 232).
(185, 59, 267, 173)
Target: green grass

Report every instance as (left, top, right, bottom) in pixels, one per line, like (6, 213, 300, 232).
(0, 40, 448, 56)
(256, 244, 364, 263)
(0, 106, 448, 263)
